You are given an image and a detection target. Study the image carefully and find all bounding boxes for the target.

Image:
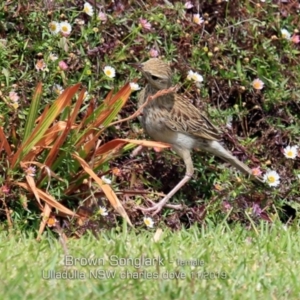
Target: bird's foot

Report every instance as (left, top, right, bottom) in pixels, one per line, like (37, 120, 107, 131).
(137, 199, 182, 216)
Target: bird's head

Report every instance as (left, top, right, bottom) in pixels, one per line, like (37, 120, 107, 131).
(130, 58, 172, 90)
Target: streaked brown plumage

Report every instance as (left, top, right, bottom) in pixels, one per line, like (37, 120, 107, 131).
(131, 58, 262, 215)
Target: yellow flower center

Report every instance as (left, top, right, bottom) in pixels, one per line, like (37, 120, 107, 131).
(61, 26, 68, 32)
(36, 60, 45, 70)
(253, 82, 261, 89)
(268, 176, 276, 183)
(286, 150, 293, 157)
(50, 24, 57, 31)
(106, 70, 111, 76)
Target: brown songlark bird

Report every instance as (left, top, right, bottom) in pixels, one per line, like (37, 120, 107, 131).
(131, 58, 262, 215)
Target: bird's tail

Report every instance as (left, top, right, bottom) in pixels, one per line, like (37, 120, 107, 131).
(205, 141, 264, 183)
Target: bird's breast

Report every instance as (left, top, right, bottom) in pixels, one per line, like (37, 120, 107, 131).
(141, 107, 197, 150)
(141, 105, 166, 135)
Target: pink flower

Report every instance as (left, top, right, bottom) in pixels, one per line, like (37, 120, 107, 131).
(252, 203, 262, 216)
(139, 18, 151, 31)
(291, 34, 300, 44)
(98, 12, 107, 23)
(58, 60, 68, 70)
(184, 1, 194, 9)
(252, 167, 262, 176)
(149, 48, 159, 58)
(222, 201, 232, 212)
(252, 78, 264, 90)
(26, 166, 36, 177)
(1, 185, 10, 194)
(9, 91, 19, 102)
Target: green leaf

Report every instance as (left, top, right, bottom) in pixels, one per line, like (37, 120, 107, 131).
(23, 82, 43, 142)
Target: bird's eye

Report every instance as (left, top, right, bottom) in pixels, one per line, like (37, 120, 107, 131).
(151, 75, 159, 80)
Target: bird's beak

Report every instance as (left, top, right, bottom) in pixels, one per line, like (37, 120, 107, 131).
(128, 62, 143, 71)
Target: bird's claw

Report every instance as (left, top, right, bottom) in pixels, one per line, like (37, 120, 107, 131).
(136, 201, 183, 216)
(136, 203, 163, 216)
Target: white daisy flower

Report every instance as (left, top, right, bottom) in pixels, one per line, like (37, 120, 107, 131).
(252, 78, 264, 90)
(187, 70, 203, 82)
(129, 82, 141, 91)
(263, 170, 280, 187)
(98, 206, 108, 216)
(103, 66, 116, 78)
(49, 21, 60, 35)
(283, 145, 298, 159)
(101, 176, 112, 185)
(193, 14, 204, 25)
(143, 217, 154, 228)
(49, 53, 58, 61)
(53, 84, 64, 95)
(281, 28, 291, 40)
(191, 71, 204, 82)
(187, 70, 195, 81)
(60, 21, 72, 35)
(83, 2, 94, 16)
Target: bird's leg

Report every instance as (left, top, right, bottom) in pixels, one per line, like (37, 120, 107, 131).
(145, 199, 182, 210)
(137, 146, 194, 215)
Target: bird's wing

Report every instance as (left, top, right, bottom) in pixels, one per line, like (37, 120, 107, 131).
(164, 95, 221, 141)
